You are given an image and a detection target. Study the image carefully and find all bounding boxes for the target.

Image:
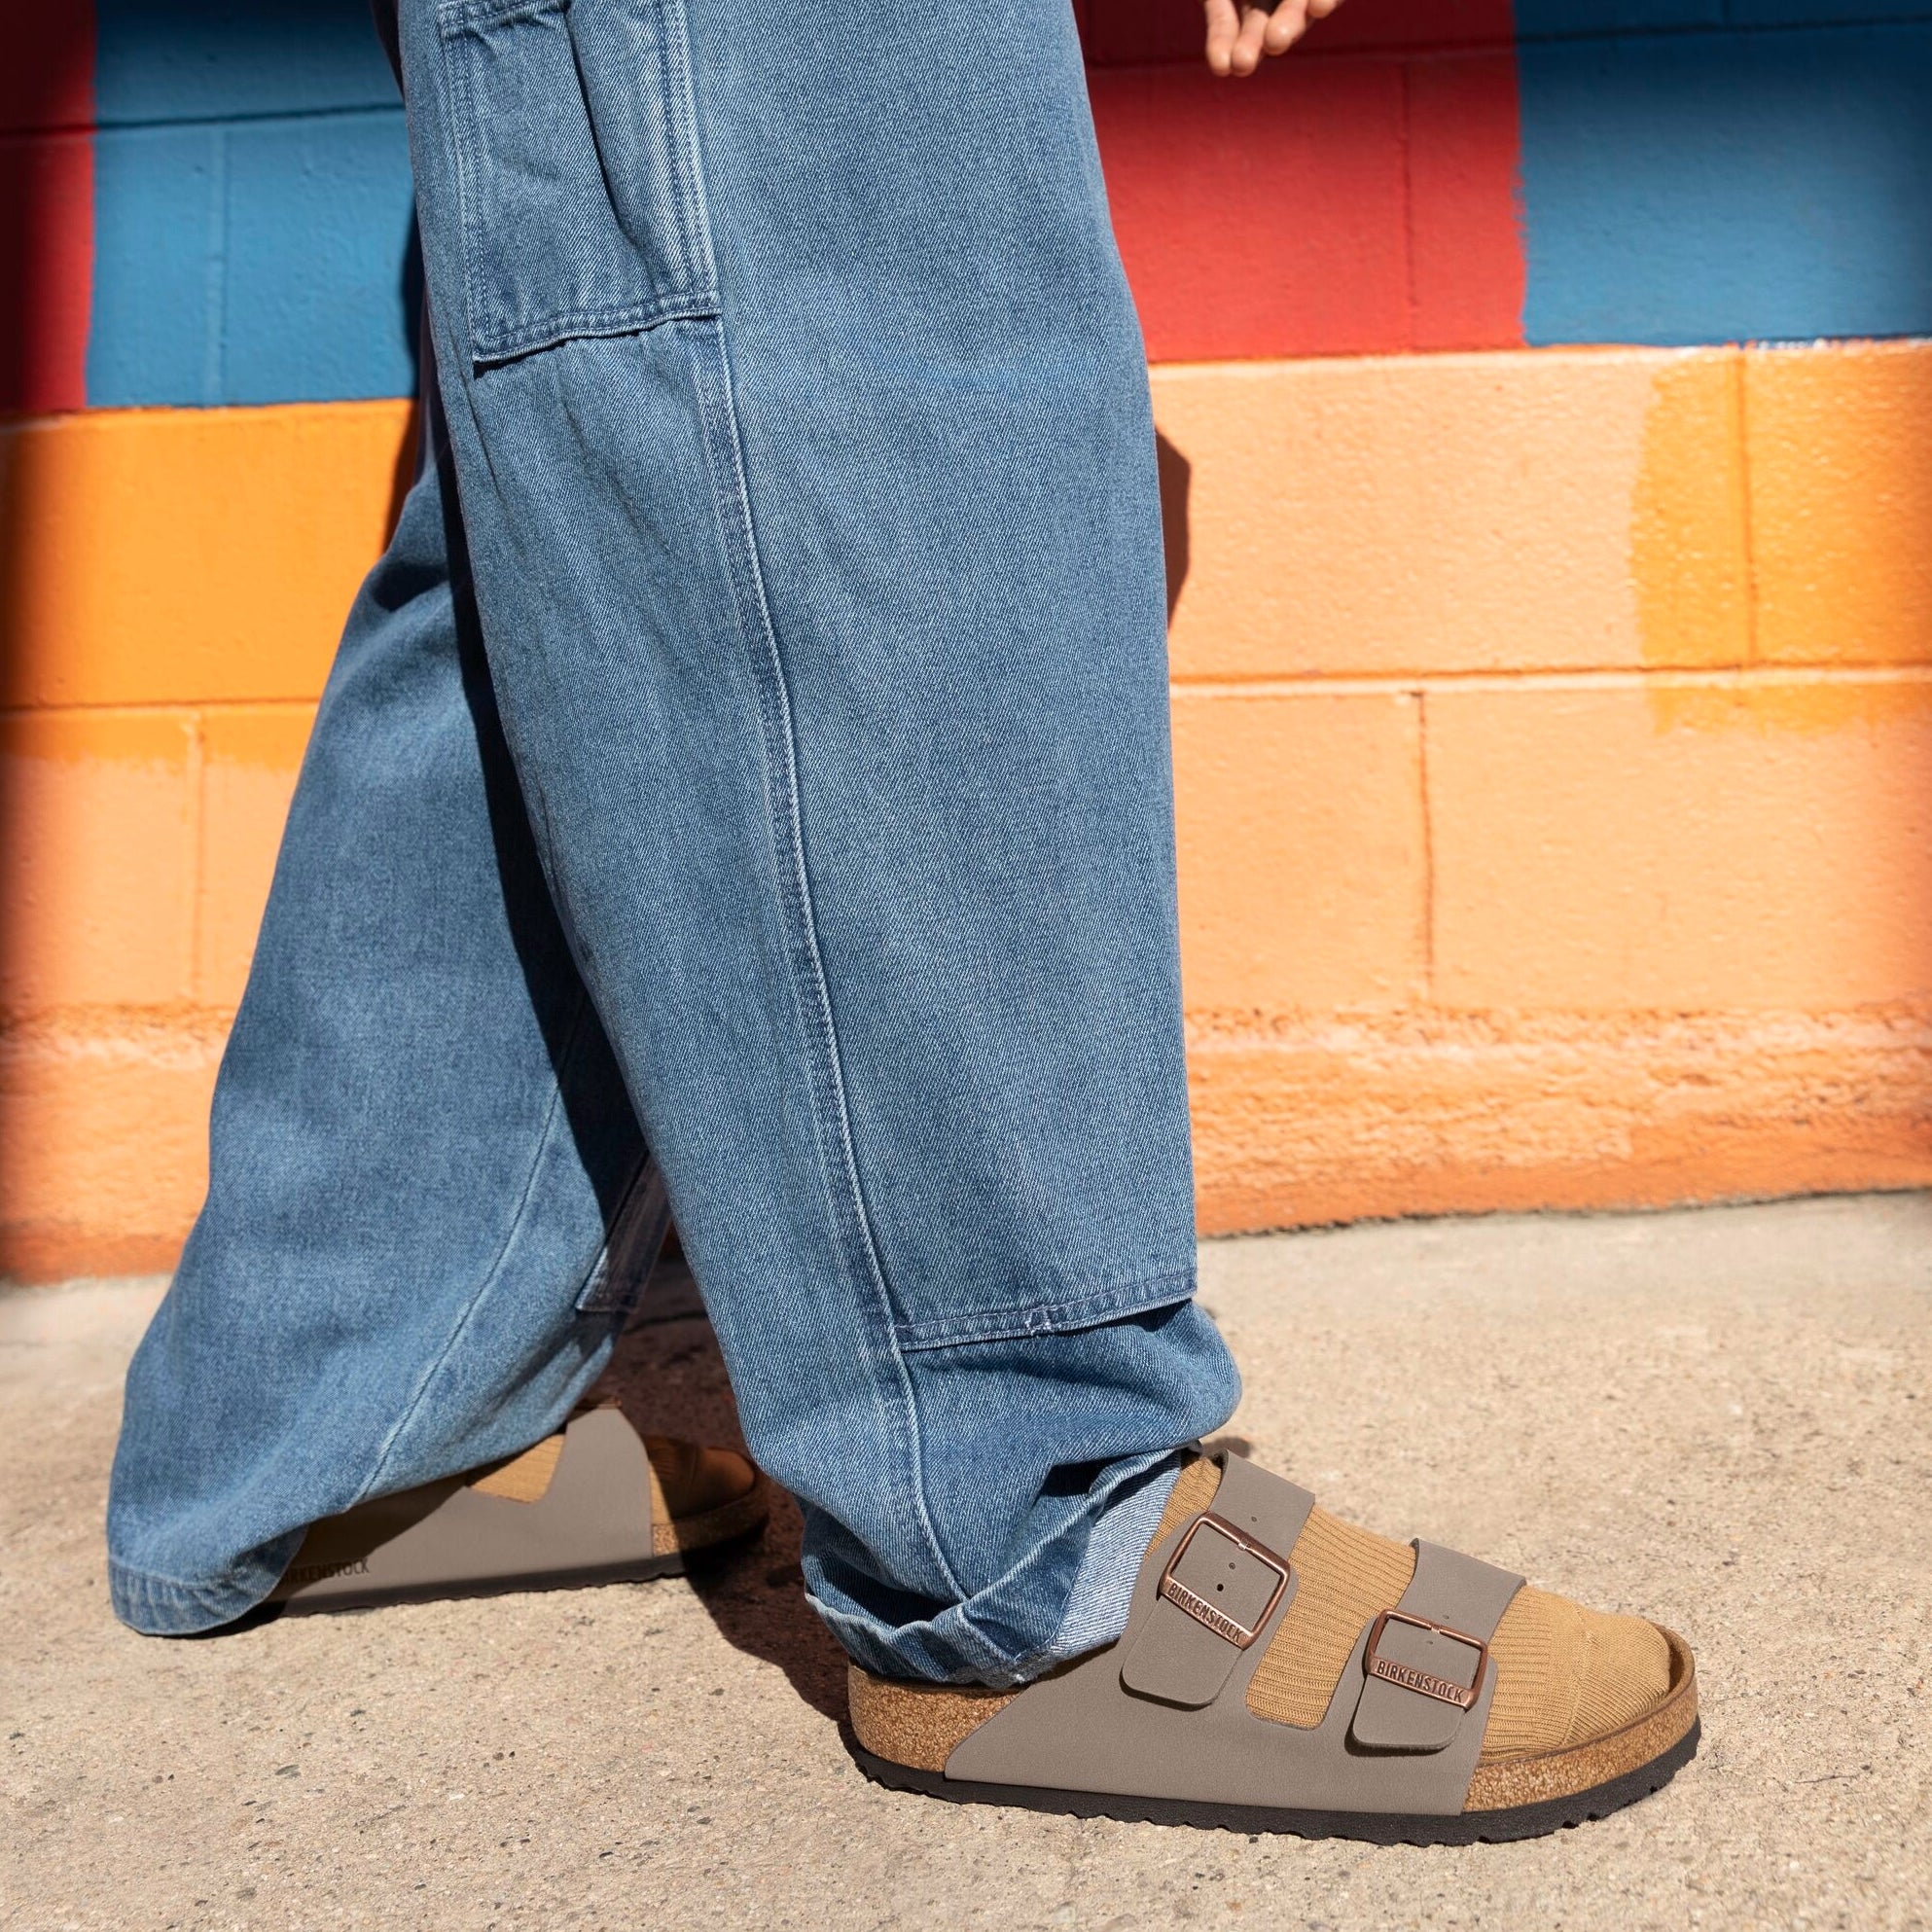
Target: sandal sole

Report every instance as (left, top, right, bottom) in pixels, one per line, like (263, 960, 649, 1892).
(850, 1626, 1700, 1845)
(850, 1715, 1698, 1843)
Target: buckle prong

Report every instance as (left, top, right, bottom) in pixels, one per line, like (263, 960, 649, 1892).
(1157, 1512, 1292, 1650)
(1363, 1609, 1488, 1710)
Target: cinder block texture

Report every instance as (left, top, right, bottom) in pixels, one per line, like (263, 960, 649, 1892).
(1172, 691, 1426, 1011)
(196, 705, 312, 1007)
(0, 1016, 221, 1281)
(1519, 21, 1932, 346)
(1153, 349, 1746, 680)
(1189, 1012, 1932, 1234)
(1748, 340, 1932, 666)
(1428, 682, 1932, 1013)
(0, 712, 197, 1015)
(0, 401, 412, 707)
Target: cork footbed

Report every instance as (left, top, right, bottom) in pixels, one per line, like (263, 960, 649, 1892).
(471, 1428, 764, 1557)
(646, 1474, 769, 1557)
(846, 1626, 1696, 1819)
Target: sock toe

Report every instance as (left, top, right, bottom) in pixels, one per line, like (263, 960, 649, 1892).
(1483, 1586, 1673, 1760)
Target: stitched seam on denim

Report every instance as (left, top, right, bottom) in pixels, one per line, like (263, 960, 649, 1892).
(349, 988, 595, 1507)
(892, 1267, 1198, 1353)
(107, 1556, 283, 1597)
(660, 0, 716, 296)
(685, 317, 962, 1604)
(439, 8, 488, 371)
(808, 1595, 1013, 1681)
(440, 0, 559, 29)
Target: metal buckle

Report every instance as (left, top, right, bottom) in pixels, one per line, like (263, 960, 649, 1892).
(1157, 1513, 1292, 1650)
(1363, 1609, 1489, 1710)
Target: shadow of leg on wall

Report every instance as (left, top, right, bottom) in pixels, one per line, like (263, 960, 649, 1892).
(1157, 428, 1191, 624)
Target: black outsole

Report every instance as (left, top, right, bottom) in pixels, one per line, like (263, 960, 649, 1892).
(851, 1715, 1699, 1844)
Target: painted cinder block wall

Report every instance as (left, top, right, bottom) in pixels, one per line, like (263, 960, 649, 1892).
(5, 0, 1932, 1278)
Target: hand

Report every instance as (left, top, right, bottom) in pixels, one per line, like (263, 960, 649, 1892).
(1201, 0, 1344, 76)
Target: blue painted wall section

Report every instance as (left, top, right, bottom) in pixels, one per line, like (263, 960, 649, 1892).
(86, 0, 414, 407)
(1518, 13, 1932, 346)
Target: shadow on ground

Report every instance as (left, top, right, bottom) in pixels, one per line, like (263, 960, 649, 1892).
(595, 1274, 848, 1726)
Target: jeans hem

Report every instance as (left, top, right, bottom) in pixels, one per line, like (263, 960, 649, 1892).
(109, 1541, 300, 1637)
(807, 1447, 1190, 1687)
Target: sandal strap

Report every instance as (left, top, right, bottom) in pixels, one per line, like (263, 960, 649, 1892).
(1119, 1452, 1315, 1708)
(1349, 1541, 1523, 1753)
(945, 1454, 1521, 1818)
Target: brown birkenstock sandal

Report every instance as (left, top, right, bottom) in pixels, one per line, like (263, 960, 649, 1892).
(848, 1449, 1698, 1843)
(268, 1404, 767, 1614)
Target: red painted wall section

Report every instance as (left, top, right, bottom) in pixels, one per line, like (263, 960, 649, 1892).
(0, 7, 95, 415)
(1407, 52, 1525, 353)
(1080, 2, 1525, 361)
(1092, 62, 1413, 360)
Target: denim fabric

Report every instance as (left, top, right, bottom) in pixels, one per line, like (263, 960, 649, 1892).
(108, 0, 1239, 1681)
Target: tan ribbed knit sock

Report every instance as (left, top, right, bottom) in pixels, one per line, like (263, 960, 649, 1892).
(468, 1426, 752, 1527)
(470, 1434, 564, 1502)
(1153, 1457, 1670, 1764)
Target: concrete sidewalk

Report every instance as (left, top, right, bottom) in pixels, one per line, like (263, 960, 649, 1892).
(4, 1194, 1928, 1929)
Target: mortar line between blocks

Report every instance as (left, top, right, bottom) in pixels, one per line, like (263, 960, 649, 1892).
(1171, 665, 1932, 698)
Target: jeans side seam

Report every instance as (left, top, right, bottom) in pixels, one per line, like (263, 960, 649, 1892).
(349, 985, 596, 1507)
(684, 315, 963, 1604)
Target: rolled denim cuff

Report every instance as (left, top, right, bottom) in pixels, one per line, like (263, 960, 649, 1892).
(807, 1449, 1188, 1688)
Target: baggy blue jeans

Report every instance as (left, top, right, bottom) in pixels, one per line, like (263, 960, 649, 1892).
(106, 0, 1240, 1682)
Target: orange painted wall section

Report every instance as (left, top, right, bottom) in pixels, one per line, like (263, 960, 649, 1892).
(1157, 349, 1751, 679)
(0, 401, 411, 706)
(7, 340, 1932, 1274)
(1163, 340, 1932, 1233)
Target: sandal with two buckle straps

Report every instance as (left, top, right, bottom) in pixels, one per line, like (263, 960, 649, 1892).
(849, 1448, 1699, 1843)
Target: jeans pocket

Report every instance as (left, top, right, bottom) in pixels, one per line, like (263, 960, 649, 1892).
(437, 0, 717, 365)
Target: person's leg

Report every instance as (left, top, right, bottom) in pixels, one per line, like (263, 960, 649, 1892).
(107, 350, 678, 1633)
(391, 0, 1237, 1686)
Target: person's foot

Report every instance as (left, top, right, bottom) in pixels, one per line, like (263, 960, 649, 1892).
(849, 1449, 1697, 1843)
(268, 1404, 766, 1614)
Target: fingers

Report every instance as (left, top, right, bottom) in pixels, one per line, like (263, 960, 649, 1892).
(1201, 0, 1243, 77)
(1260, 0, 1310, 57)
(1206, 0, 1329, 77)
